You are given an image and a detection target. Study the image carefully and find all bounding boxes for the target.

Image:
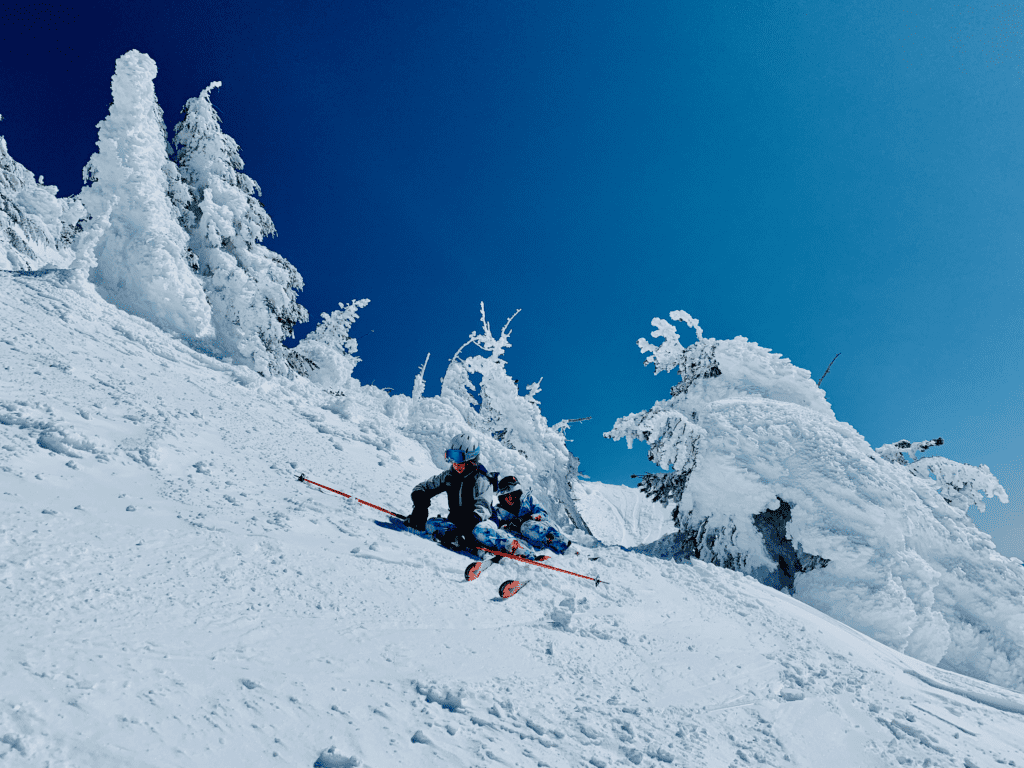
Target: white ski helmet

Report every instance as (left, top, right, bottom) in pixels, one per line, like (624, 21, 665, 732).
(445, 433, 480, 463)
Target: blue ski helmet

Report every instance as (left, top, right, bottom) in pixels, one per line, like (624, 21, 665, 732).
(445, 433, 480, 464)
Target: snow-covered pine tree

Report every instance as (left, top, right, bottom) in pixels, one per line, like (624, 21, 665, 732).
(173, 81, 307, 375)
(610, 310, 1023, 691)
(77, 51, 213, 341)
(288, 299, 370, 387)
(0, 124, 76, 271)
(439, 304, 590, 534)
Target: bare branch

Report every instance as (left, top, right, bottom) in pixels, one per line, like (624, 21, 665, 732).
(816, 353, 841, 388)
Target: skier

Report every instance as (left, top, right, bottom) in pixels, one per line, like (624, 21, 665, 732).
(406, 434, 500, 551)
(492, 475, 575, 555)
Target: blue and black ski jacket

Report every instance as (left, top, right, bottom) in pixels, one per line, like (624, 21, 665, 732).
(411, 463, 497, 532)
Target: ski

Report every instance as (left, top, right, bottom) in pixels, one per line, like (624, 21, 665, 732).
(465, 552, 552, 581)
(465, 555, 502, 581)
(478, 546, 605, 586)
(499, 579, 527, 599)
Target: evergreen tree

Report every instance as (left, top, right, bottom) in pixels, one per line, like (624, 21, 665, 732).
(173, 81, 307, 375)
(78, 51, 213, 341)
(440, 304, 590, 533)
(0, 125, 76, 271)
(288, 299, 370, 387)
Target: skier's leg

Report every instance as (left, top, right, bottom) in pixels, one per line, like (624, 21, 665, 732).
(472, 520, 538, 557)
(518, 519, 572, 554)
(425, 518, 456, 541)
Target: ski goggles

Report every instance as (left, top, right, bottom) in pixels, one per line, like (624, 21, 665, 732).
(497, 476, 522, 496)
(445, 449, 477, 464)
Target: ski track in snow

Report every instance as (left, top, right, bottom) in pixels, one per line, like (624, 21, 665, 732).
(2, 270, 1024, 767)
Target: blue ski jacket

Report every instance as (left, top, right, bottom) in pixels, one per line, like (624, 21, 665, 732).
(492, 493, 548, 532)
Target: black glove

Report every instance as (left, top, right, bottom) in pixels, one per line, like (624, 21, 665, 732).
(407, 506, 429, 531)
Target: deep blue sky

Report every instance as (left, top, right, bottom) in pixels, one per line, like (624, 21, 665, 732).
(3, 0, 1022, 557)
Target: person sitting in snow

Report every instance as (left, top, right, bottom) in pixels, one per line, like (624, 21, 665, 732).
(491, 475, 575, 556)
(406, 433, 498, 550)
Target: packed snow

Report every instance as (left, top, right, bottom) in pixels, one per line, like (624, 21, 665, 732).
(4, 268, 1024, 767)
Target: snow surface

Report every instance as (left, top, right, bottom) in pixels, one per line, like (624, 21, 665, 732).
(3, 269, 1024, 767)
(575, 481, 675, 549)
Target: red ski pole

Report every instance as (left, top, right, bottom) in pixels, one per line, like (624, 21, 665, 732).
(297, 474, 402, 518)
(478, 546, 606, 586)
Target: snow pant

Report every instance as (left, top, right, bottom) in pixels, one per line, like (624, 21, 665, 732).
(516, 519, 572, 555)
(425, 518, 538, 558)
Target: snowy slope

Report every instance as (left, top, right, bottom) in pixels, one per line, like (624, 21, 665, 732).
(3, 269, 1024, 767)
(575, 480, 675, 549)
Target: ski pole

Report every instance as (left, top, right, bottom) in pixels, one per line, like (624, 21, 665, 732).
(297, 474, 402, 519)
(478, 546, 607, 586)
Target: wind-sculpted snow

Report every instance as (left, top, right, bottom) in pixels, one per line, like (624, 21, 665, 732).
(609, 312, 1024, 694)
(2, 271, 1024, 766)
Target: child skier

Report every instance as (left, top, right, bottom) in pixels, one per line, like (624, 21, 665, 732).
(491, 475, 575, 555)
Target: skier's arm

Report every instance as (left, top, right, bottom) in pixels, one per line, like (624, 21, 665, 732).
(407, 471, 448, 530)
(471, 475, 494, 523)
(523, 495, 550, 522)
(411, 471, 448, 507)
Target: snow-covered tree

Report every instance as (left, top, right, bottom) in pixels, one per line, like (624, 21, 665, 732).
(77, 51, 213, 341)
(173, 81, 307, 375)
(0, 126, 76, 271)
(610, 310, 1024, 691)
(288, 299, 369, 387)
(436, 304, 590, 534)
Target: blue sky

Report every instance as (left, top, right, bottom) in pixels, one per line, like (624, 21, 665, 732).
(2, 0, 1021, 557)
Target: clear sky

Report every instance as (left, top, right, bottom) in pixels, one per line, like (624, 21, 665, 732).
(2, 0, 1021, 558)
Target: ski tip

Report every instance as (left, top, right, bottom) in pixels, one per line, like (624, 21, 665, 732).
(465, 562, 484, 581)
(498, 579, 523, 599)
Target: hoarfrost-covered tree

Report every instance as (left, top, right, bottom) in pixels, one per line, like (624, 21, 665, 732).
(288, 299, 370, 387)
(610, 310, 1024, 694)
(78, 51, 213, 340)
(439, 304, 590, 533)
(173, 81, 307, 375)
(0, 126, 76, 271)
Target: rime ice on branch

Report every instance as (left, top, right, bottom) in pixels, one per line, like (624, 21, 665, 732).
(288, 299, 370, 387)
